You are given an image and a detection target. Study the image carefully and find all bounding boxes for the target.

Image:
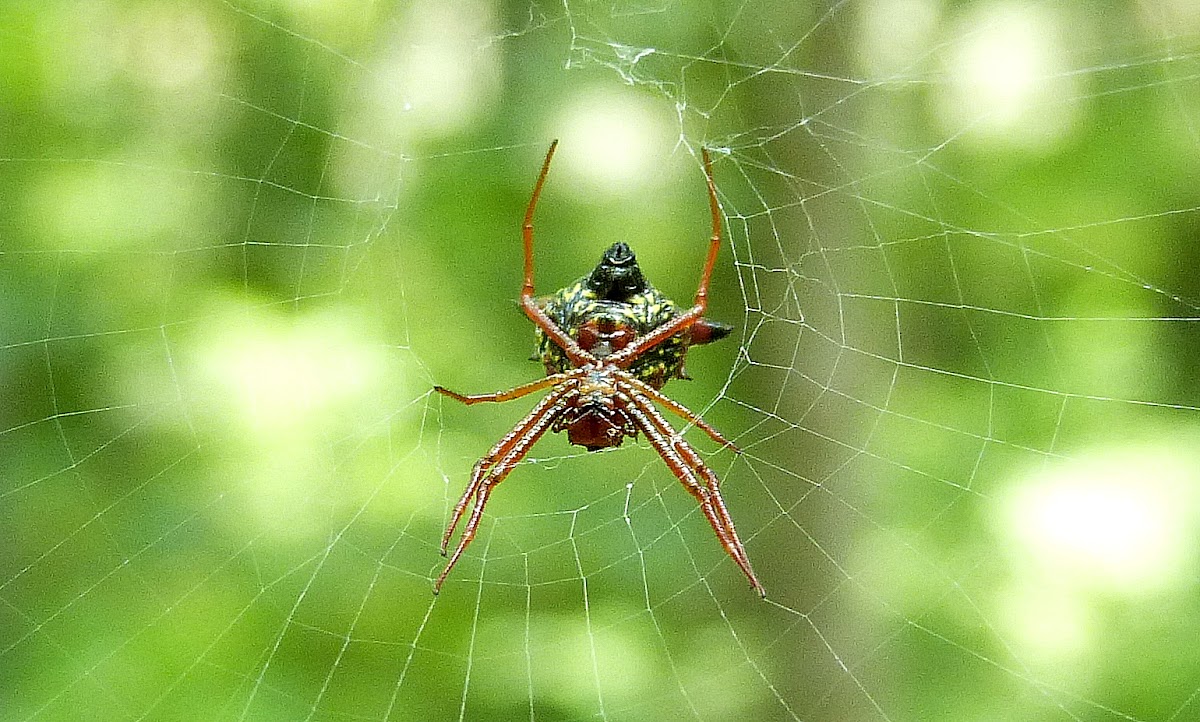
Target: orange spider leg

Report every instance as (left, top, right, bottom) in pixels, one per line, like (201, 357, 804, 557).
(435, 388, 575, 594)
(627, 382, 759, 591)
(626, 401, 764, 596)
(518, 139, 595, 367)
(616, 372, 740, 453)
(611, 147, 724, 368)
(656, 426, 763, 597)
(435, 369, 581, 405)
(695, 146, 723, 310)
(438, 386, 569, 552)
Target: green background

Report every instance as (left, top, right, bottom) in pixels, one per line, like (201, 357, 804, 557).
(4, 1, 1200, 720)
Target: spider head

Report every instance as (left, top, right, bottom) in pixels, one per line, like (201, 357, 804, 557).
(565, 410, 628, 451)
(586, 242, 648, 302)
(553, 380, 637, 451)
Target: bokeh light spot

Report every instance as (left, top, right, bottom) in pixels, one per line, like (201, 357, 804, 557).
(1002, 443, 1200, 594)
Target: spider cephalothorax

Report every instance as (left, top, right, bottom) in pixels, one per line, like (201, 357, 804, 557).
(433, 141, 764, 597)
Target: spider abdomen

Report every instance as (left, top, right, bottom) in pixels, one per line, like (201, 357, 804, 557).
(537, 279, 685, 388)
(577, 317, 637, 359)
(536, 243, 733, 389)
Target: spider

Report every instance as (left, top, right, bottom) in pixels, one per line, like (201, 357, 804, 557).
(433, 141, 764, 597)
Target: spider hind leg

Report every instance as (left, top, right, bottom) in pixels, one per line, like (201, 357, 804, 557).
(626, 397, 764, 596)
(434, 385, 574, 594)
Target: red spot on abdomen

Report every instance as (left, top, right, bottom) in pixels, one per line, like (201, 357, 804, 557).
(577, 318, 636, 357)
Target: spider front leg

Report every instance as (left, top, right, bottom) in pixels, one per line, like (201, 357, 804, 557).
(611, 147, 724, 368)
(435, 386, 575, 594)
(518, 140, 595, 367)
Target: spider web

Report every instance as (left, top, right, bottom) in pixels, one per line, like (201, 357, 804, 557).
(5, 0, 1200, 720)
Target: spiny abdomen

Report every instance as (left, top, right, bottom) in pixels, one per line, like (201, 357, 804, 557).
(535, 278, 690, 389)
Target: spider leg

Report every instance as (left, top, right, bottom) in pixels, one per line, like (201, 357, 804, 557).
(616, 372, 740, 452)
(439, 385, 569, 552)
(610, 148, 725, 368)
(609, 305, 705, 369)
(646, 411, 762, 596)
(435, 386, 574, 594)
(626, 399, 765, 597)
(517, 140, 595, 367)
(695, 147, 723, 311)
(520, 299, 594, 366)
(435, 370, 580, 405)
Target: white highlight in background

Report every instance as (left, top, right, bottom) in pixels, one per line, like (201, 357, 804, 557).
(856, 0, 941, 77)
(190, 302, 397, 537)
(998, 442, 1200, 658)
(1004, 444, 1198, 592)
(553, 87, 675, 197)
(349, 0, 500, 143)
(938, 2, 1079, 151)
(199, 306, 388, 433)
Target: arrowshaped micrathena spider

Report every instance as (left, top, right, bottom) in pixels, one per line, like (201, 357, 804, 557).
(433, 141, 764, 597)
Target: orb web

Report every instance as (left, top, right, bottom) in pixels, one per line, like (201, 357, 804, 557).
(4, 1, 1200, 721)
